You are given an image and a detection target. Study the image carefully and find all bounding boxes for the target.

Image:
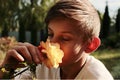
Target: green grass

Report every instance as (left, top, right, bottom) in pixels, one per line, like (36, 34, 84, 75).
(92, 49, 120, 79)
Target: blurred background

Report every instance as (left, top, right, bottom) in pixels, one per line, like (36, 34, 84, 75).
(0, 0, 120, 79)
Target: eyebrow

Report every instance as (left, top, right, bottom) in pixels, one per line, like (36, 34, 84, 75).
(48, 27, 74, 35)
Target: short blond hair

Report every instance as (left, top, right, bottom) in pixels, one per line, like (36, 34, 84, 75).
(45, 0, 100, 42)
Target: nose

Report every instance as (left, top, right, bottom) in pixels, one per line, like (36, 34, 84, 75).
(49, 37, 63, 50)
(50, 38, 57, 43)
(48, 36, 62, 46)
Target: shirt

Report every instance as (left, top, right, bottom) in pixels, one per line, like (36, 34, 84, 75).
(15, 56, 114, 80)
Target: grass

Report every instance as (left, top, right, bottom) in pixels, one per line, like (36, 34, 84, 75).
(92, 49, 120, 79)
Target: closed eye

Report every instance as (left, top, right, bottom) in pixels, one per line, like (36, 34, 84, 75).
(59, 35, 72, 42)
(48, 33, 53, 39)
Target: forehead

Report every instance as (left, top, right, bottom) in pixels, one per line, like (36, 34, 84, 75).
(48, 17, 80, 35)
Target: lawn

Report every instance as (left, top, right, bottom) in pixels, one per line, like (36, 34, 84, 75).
(92, 49, 120, 79)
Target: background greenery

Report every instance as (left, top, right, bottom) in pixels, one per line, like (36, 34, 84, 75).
(0, 0, 120, 47)
(93, 49, 120, 79)
(0, 0, 58, 45)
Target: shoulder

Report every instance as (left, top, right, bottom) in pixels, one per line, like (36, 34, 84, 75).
(76, 56, 114, 80)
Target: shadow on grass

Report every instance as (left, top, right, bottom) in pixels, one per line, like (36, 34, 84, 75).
(99, 56, 120, 79)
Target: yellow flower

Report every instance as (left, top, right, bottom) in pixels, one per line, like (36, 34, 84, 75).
(39, 39, 64, 68)
(1, 67, 9, 73)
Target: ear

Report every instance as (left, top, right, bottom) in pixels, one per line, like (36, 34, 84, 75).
(85, 37, 101, 53)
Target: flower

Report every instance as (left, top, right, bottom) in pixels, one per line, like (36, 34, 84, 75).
(38, 39, 64, 68)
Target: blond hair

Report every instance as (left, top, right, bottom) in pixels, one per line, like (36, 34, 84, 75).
(45, 0, 100, 42)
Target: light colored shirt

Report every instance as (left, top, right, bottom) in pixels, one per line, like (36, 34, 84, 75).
(15, 56, 114, 80)
(75, 56, 114, 80)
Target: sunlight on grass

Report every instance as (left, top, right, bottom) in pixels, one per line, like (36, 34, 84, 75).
(93, 49, 120, 59)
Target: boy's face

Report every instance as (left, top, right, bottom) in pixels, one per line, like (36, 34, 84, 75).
(48, 17, 87, 67)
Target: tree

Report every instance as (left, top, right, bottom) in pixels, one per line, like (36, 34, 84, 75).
(18, 0, 57, 45)
(0, 0, 57, 44)
(18, 0, 31, 42)
(0, 0, 19, 37)
(18, 15, 26, 42)
(115, 8, 120, 33)
(29, 0, 57, 45)
(1, 24, 9, 37)
(100, 2, 111, 39)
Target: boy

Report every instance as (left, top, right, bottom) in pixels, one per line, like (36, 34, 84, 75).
(0, 0, 113, 79)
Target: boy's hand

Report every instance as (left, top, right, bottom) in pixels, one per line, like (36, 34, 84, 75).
(1, 42, 41, 70)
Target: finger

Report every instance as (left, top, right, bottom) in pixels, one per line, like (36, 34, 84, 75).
(1, 49, 25, 70)
(37, 47, 47, 62)
(17, 42, 40, 64)
(36, 47, 43, 64)
(7, 49, 24, 62)
(13, 46, 32, 63)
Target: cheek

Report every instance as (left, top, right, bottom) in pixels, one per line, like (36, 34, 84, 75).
(61, 44, 82, 62)
(63, 44, 82, 55)
(74, 44, 82, 54)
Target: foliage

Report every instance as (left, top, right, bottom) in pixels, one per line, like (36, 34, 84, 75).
(0, 37, 17, 53)
(0, 0, 19, 36)
(99, 32, 120, 49)
(99, 4, 120, 48)
(100, 3, 111, 39)
(0, 37, 17, 63)
(115, 8, 120, 33)
(0, 0, 57, 45)
(18, 0, 57, 45)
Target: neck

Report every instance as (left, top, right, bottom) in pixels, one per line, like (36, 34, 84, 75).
(60, 55, 87, 79)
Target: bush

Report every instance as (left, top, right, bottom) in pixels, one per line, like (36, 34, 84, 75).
(100, 33, 120, 49)
(0, 36, 18, 63)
